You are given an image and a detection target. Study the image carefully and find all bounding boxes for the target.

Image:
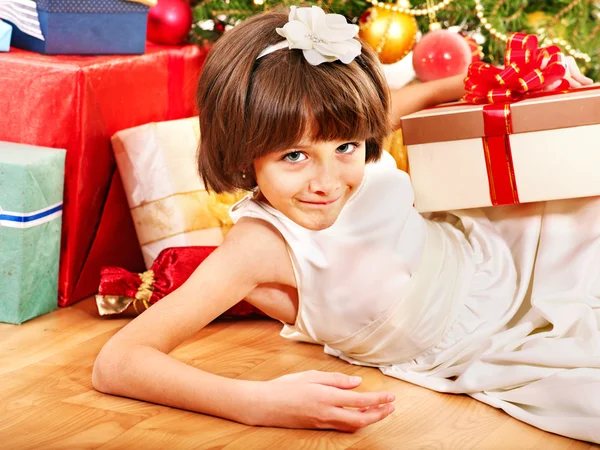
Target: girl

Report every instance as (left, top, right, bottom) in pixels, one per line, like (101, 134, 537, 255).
(93, 6, 599, 443)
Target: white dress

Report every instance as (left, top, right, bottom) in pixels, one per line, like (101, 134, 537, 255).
(230, 151, 600, 444)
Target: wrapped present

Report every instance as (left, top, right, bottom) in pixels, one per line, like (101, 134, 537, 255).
(0, 43, 209, 306)
(112, 117, 248, 268)
(0, 19, 11, 52)
(96, 246, 265, 318)
(3, 0, 151, 55)
(401, 34, 600, 213)
(0, 142, 65, 324)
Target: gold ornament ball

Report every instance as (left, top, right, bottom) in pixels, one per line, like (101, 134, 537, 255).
(526, 11, 567, 37)
(358, 7, 418, 65)
(525, 11, 551, 30)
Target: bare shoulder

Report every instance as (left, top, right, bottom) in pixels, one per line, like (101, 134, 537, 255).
(221, 216, 296, 287)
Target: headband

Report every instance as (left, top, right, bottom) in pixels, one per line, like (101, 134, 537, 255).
(256, 6, 362, 66)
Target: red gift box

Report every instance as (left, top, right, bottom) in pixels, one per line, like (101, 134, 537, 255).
(0, 43, 209, 306)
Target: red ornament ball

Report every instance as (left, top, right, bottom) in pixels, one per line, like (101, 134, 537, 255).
(147, 0, 193, 46)
(412, 30, 472, 82)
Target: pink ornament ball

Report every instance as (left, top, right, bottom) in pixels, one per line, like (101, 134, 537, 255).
(412, 30, 472, 82)
(147, 0, 193, 46)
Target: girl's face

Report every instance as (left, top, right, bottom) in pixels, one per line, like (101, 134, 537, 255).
(253, 139, 366, 231)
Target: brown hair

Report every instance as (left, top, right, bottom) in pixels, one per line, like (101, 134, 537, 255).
(197, 8, 391, 193)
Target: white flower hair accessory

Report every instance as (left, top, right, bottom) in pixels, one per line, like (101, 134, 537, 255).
(257, 5, 362, 66)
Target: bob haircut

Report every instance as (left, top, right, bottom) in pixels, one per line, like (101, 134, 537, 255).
(197, 8, 391, 193)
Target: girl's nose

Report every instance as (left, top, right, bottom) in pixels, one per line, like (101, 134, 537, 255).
(309, 162, 340, 195)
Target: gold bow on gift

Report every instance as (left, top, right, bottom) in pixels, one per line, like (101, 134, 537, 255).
(96, 270, 156, 316)
(206, 192, 249, 235)
(125, 0, 158, 6)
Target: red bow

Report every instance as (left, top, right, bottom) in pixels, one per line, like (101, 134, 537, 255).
(463, 33, 569, 105)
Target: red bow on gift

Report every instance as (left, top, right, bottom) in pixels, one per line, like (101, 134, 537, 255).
(463, 33, 570, 105)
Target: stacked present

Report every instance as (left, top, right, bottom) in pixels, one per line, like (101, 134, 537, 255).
(0, 143, 65, 324)
(0, 0, 264, 322)
(99, 117, 263, 318)
(111, 117, 247, 268)
(0, 0, 214, 324)
(1, 0, 154, 55)
(402, 34, 600, 213)
(0, 43, 208, 311)
(0, 0, 272, 324)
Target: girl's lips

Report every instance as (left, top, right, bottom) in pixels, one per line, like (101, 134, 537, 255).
(298, 197, 340, 206)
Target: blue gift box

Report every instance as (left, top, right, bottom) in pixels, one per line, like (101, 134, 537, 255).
(0, 20, 12, 52)
(7, 0, 149, 55)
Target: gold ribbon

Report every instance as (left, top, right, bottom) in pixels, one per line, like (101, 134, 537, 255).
(96, 270, 156, 316)
(130, 190, 248, 246)
(134, 270, 155, 313)
(206, 191, 248, 236)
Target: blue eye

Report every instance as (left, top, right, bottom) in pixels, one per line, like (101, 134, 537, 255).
(283, 151, 306, 162)
(337, 142, 359, 154)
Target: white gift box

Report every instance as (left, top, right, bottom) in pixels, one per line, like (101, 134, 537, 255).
(401, 87, 600, 213)
(112, 117, 246, 268)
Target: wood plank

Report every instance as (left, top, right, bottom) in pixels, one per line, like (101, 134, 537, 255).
(0, 297, 597, 449)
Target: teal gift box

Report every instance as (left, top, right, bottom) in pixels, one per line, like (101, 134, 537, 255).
(0, 142, 66, 324)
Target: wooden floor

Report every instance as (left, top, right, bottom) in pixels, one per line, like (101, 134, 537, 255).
(1, 298, 598, 450)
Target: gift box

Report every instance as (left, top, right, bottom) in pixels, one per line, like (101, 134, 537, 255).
(0, 43, 209, 306)
(112, 117, 247, 268)
(95, 246, 266, 319)
(401, 33, 600, 213)
(0, 19, 11, 52)
(403, 87, 600, 212)
(5, 0, 150, 55)
(0, 142, 65, 324)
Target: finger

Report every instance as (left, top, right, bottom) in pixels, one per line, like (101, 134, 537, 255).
(306, 371, 363, 389)
(544, 80, 562, 91)
(331, 389, 396, 408)
(329, 403, 395, 432)
(568, 78, 582, 89)
(358, 404, 386, 413)
(567, 56, 594, 86)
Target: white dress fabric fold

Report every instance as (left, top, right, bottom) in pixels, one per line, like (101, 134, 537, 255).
(230, 151, 600, 444)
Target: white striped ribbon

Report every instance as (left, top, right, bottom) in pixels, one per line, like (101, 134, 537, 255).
(0, 202, 62, 229)
(0, 0, 44, 41)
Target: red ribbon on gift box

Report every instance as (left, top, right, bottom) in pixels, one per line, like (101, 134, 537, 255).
(480, 104, 519, 206)
(462, 33, 571, 206)
(463, 33, 569, 105)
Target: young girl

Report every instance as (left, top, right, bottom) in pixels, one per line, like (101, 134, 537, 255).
(93, 6, 599, 443)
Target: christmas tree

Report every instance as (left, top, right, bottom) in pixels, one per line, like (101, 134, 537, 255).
(189, 0, 600, 80)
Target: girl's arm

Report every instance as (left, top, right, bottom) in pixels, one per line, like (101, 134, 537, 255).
(92, 217, 396, 432)
(390, 73, 467, 131)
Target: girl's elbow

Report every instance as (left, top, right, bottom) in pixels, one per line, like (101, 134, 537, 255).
(92, 342, 128, 394)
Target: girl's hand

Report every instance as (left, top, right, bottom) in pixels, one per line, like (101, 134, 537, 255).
(544, 55, 594, 91)
(252, 370, 396, 432)
(562, 56, 594, 88)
